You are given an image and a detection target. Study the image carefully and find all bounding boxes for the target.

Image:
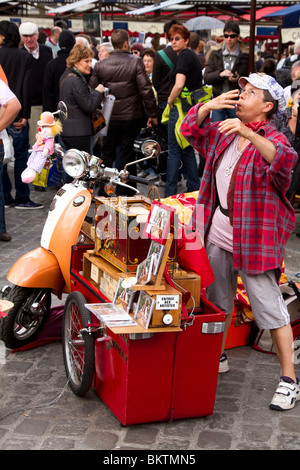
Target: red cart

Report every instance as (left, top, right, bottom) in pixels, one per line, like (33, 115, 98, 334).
(62, 245, 225, 426)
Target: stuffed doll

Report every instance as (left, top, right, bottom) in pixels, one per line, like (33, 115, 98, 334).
(21, 111, 62, 184)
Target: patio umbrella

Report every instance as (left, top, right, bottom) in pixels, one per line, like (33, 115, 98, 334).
(184, 16, 225, 31)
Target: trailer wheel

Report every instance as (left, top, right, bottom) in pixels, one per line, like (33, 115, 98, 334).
(62, 292, 95, 396)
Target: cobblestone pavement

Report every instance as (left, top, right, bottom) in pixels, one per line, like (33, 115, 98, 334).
(0, 179, 299, 452)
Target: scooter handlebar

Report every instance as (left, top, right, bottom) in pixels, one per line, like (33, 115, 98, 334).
(127, 174, 149, 185)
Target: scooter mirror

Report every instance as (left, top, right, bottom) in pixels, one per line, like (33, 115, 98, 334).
(55, 101, 68, 120)
(141, 139, 161, 158)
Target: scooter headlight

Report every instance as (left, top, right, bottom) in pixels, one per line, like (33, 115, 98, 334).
(63, 149, 88, 178)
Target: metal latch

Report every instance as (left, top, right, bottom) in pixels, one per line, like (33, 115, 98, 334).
(202, 322, 225, 334)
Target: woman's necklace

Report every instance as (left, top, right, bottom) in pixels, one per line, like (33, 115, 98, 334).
(224, 136, 249, 177)
(224, 155, 240, 177)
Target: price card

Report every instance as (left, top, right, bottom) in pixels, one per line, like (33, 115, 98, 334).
(156, 294, 179, 310)
(90, 264, 100, 283)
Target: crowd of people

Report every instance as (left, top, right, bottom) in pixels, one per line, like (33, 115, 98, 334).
(0, 18, 299, 412)
(0, 19, 299, 208)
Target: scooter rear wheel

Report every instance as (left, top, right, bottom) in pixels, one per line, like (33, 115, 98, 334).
(62, 291, 95, 396)
(0, 286, 51, 349)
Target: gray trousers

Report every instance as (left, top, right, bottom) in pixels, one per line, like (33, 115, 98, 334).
(206, 241, 290, 330)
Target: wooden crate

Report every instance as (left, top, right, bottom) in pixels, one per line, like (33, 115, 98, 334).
(83, 250, 182, 328)
(171, 269, 201, 309)
(143, 285, 182, 328)
(83, 250, 132, 301)
(94, 195, 152, 273)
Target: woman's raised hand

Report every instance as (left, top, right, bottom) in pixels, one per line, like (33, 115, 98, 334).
(208, 89, 239, 111)
(218, 117, 250, 138)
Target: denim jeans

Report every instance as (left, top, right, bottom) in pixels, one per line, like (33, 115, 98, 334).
(157, 101, 168, 143)
(211, 107, 237, 122)
(165, 106, 200, 197)
(3, 123, 30, 204)
(0, 149, 6, 233)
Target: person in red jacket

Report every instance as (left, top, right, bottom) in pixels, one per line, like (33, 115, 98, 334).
(181, 73, 299, 411)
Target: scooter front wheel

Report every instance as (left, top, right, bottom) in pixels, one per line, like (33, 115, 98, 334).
(62, 292, 95, 396)
(0, 286, 51, 349)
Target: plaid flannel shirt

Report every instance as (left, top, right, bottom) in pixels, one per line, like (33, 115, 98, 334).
(180, 104, 298, 277)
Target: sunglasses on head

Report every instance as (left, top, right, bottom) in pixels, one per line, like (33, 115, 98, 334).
(224, 34, 238, 39)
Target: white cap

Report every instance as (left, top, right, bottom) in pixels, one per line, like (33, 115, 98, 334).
(19, 22, 38, 36)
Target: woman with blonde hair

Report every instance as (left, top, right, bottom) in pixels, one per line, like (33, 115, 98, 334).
(59, 43, 105, 154)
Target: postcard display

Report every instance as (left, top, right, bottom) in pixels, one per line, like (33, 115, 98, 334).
(92, 196, 182, 328)
(70, 196, 225, 425)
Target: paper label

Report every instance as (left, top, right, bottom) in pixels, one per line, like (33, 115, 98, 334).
(90, 264, 99, 283)
(156, 295, 179, 310)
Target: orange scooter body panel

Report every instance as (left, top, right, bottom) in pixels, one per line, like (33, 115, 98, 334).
(7, 247, 65, 296)
(47, 189, 91, 292)
(7, 185, 91, 295)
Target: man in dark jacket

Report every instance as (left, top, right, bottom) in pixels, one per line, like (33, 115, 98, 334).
(204, 20, 250, 121)
(43, 30, 76, 113)
(0, 20, 43, 210)
(89, 29, 157, 195)
(19, 22, 53, 147)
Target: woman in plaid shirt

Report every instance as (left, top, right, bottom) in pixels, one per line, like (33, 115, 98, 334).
(181, 73, 299, 411)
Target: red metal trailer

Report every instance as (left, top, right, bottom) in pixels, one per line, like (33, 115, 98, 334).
(62, 245, 225, 426)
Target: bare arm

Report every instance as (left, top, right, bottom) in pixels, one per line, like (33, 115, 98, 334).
(235, 126, 276, 164)
(218, 117, 277, 164)
(168, 73, 186, 108)
(0, 97, 21, 132)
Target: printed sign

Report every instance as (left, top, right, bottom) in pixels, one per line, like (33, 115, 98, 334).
(156, 295, 179, 310)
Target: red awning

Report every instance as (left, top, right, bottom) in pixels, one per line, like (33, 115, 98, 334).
(102, 30, 141, 37)
(242, 6, 285, 21)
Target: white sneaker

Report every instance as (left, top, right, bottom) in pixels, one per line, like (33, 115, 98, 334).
(147, 173, 160, 181)
(137, 170, 149, 178)
(219, 352, 229, 373)
(269, 377, 300, 410)
(154, 177, 165, 187)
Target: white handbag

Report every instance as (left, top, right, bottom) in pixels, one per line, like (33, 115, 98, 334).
(2, 128, 14, 165)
